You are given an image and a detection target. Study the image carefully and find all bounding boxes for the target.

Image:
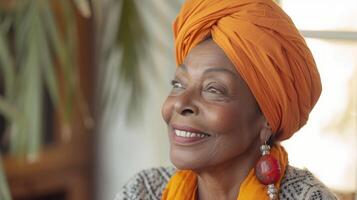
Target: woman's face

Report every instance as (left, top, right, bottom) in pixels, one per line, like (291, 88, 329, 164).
(162, 39, 265, 170)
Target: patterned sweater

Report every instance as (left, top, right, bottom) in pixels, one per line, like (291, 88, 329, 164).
(115, 166, 337, 200)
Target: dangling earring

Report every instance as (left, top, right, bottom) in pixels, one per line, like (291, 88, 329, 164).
(255, 143, 281, 200)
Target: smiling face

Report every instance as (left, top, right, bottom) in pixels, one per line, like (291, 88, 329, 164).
(162, 39, 266, 170)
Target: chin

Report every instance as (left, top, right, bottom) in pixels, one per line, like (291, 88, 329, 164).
(170, 148, 205, 170)
(171, 158, 198, 170)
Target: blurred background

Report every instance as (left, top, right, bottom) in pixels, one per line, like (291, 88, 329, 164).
(0, 0, 355, 200)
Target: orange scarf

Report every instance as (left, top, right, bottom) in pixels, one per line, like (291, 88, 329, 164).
(162, 145, 288, 200)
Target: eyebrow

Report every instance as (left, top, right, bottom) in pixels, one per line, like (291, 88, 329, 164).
(178, 64, 237, 77)
(203, 67, 237, 77)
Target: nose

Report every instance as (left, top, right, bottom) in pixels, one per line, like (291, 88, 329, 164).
(174, 90, 199, 116)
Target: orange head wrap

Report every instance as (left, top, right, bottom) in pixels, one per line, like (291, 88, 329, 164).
(173, 0, 322, 141)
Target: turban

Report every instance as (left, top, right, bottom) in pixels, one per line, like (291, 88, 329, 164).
(173, 0, 322, 141)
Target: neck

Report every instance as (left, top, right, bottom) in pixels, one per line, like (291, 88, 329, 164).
(195, 140, 261, 200)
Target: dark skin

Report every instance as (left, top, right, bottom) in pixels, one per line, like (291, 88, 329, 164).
(161, 39, 273, 200)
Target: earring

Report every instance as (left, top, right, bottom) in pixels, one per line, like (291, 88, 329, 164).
(255, 143, 281, 200)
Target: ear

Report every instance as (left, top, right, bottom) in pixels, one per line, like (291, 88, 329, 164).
(259, 121, 273, 144)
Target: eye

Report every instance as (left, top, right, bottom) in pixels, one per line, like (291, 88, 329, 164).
(206, 87, 222, 94)
(204, 82, 226, 95)
(171, 80, 183, 89)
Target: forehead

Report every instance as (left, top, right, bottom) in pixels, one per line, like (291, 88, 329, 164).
(182, 39, 236, 72)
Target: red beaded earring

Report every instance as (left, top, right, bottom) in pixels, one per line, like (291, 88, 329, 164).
(255, 143, 281, 200)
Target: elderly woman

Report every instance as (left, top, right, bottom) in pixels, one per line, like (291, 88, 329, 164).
(116, 0, 337, 199)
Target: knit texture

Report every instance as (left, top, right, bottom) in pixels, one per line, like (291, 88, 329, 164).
(115, 166, 337, 200)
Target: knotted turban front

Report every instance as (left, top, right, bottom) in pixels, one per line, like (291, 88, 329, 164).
(173, 0, 322, 141)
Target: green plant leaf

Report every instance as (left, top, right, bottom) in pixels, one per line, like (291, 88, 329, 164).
(42, 1, 76, 120)
(0, 21, 15, 99)
(8, 1, 43, 156)
(114, 0, 149, 121)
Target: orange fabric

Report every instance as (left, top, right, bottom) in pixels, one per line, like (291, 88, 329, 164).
(173, 0, 322, 141)
(162, 145, 288, 200)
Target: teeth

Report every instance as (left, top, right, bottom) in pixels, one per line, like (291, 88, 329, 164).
(185, 131, 190, 137)
(174, 129, 209, 138)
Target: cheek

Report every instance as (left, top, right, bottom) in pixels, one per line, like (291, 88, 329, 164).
(161, 97, 173, 124)
(204, 104, 243, 133)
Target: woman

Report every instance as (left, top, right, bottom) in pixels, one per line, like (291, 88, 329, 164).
(116, 0, 337, 199)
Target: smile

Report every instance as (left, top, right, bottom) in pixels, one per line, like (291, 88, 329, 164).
(171, 124, 211, 145)
(174, 129, 210, 138)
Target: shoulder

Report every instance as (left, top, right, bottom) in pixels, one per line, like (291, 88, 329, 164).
(114, 166, 175, 200)
(115, 165, 338, 200)
(280, 166, 338, 200)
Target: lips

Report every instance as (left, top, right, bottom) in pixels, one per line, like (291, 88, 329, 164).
(171, 124, 211, 145)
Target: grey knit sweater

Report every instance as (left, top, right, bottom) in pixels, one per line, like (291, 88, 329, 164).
(115, 166, 337, 200)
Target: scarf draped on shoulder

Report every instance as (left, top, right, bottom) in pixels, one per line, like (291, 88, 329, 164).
(162, 145, 288, 200)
